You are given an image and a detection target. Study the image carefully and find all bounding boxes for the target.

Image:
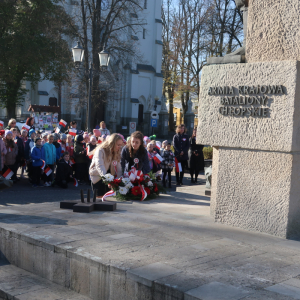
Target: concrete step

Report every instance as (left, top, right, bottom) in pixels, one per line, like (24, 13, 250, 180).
(0, 260, 91, 300)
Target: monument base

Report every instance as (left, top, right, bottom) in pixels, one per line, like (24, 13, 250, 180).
(211, 147, 300, 239)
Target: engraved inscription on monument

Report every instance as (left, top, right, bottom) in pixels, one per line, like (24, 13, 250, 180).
(208, 85, 284, 117)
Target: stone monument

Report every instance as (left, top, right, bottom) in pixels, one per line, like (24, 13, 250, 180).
(184, 98, 195, 134)
(197, 0, 300, 239)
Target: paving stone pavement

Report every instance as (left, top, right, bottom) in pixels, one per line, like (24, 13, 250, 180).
(0, 173, 300, 299)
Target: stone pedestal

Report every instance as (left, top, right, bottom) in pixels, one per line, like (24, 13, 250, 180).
(197, 60, 300, 239)
(159, 111, 169, 137)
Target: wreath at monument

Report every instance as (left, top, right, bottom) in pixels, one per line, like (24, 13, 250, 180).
(101, 166, 165, 201)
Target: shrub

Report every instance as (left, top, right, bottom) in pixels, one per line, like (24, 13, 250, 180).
(203, 146, 213, 159)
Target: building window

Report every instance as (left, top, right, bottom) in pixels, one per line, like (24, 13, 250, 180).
(143, 29, 146, 39)
(144, 0, 147, 9)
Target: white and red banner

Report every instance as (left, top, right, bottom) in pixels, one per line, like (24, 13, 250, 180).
(69, 128, 77, 136)
(0, 120, 4, 127)
(22, 124, 30, 131)
(3, 168, 13, 180)
(59, 119, 67, 127)
(40, 160, 46, 170)
(102, 190, 116, 202)
(73, 178, 78, 187)
(153, 153, 163, 164)
(44, 166, 52, 176)
(139, 184, 147, 201)
(69, 158, 75, 166)
(156, 142, 161, 150)
(55, 127, 60, 134)
(128, 169, 143, 182)
(175, 157, 182, 172)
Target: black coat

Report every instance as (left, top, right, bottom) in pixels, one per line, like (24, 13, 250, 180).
(188, 137, 204, 172)
(15, 136, 24, 163)
(173, 133, 189, 161)
(121, 146, 150, 174)
(56, 160, 72, 182)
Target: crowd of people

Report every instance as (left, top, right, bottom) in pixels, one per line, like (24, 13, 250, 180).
(0, 118, 204, 196)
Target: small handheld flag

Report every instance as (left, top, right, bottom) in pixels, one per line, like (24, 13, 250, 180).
(55, 127, 60, 134)
(69, 128, 77, 136)
(59, 119, 67, 127)
(40, 160, 46, 170)
(3, 168, 14, 180)
(73, 178, 78, 187)
(0, 120, 4, 127)
(22, 124, 30, 131)
(44, 166, 52, 176)
(153, 153, 163, 164)
(175, 157, 182, 172)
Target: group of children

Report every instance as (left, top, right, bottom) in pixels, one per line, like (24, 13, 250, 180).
(144, 136, 175, 188)
(0, 119, 117, 188)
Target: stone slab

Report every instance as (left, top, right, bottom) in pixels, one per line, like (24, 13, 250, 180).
(197, 60, 300, 152)
(73, 203, 94, 213)
(265, 283, 300, 299)
(94, 201, 116, 211)
(60, 200, 79, 209)
(185, 282, 250, 300)
(127, 262, 181, 287)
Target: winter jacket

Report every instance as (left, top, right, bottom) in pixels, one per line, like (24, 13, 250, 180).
(161, 150, 175, 171)
(24, 139, 35, 160)
(43, 143, 56, 165)
(173, 133, 189, 161)
(31, 146, 45, 167)
(5, 142, 18, 165)
(99, 128, 110, 136)
(121, 146, 150, 174)
(56, 160, 73, 183)
(89, 147, 122, 184)
(74, 142, 86, 164)
(15, 136, 24, 163)
(0, 138, 7, 170)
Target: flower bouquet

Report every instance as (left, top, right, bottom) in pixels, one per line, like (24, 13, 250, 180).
(101, 170, 165, 201)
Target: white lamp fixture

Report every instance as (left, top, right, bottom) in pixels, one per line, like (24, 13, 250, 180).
(99, 48, 110, 67)
(72, 41, 84, 63)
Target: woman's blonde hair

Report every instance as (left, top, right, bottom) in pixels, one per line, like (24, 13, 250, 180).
(8, 118, 16, 126)
(99, 133, 123, 160)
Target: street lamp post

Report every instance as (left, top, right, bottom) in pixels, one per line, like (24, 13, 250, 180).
(152, 97, 159, 135)
(71, 42, 110, 132)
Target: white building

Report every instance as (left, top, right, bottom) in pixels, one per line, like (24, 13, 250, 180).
(0, 0, 163, 133)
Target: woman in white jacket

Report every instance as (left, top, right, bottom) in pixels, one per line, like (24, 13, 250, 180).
(89, 133, 124, 198)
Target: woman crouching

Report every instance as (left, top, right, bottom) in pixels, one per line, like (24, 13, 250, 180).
(89, 133, 124, 198)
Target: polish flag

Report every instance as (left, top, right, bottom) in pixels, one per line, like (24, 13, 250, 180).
(73, 178, 78, 187)
(153, 153, 163, 164)
(102, 190, 116, 202)
(59, 119, 67, 127)
(175, 157, 182, 172)
(97, 139, 102, 144)
(3, 168, 13, 180)
(156, 143, 161, 150)
(40, 160, 46, 170)
(69, 158, 75, 165)
(55, 127, 60, 134)
(0, 120, 4, 127)
(22, 124, 30, 131)
(69, 128, 77, 136)
(44, 166, 52, 176)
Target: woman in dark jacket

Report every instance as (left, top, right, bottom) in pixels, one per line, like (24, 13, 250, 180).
(121, 131, 150, 174)
(173, 124, 189, 185)
(188, 128, 204, 183)
(74, 135, 87, 184)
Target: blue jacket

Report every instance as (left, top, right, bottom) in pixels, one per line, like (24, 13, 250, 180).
(31, 146, 45, 167)
(43, 143, 56, 165)
(53, 142, 62, 161)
